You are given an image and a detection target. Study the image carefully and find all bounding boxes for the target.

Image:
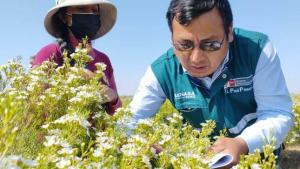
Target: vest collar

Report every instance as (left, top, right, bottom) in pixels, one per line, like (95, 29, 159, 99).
(182, 50, 230, 89)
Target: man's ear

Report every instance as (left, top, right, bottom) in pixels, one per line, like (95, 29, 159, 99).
(227, 25, 234, 42)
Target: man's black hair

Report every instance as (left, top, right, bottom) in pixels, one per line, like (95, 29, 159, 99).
(166, 0, 233, 37)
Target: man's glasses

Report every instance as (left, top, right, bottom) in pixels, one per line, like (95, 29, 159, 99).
(172, 35, 225, 53)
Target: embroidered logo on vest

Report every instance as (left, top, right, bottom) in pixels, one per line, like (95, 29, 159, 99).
(174, 91, 196, 100)
(224, 75, 253, 94)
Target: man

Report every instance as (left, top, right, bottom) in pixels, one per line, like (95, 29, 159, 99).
(129, 0, 294, 167)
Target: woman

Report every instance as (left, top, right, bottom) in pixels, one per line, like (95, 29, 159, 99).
(33, 0, 121, 115)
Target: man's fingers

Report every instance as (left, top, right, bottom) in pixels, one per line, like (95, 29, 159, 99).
(210, 138, 226, 153)
(210, 144, 225, 153)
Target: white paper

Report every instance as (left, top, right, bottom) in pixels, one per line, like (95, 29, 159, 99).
(209, 153, 233, 169)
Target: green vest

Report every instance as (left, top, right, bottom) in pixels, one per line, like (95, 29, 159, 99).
(151, 28, 268, 137)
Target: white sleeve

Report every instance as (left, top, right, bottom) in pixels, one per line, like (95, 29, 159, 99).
(237, 40, 294, 153)
(127, 66, 166, 132)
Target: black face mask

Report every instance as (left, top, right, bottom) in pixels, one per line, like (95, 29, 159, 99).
(68, 13, 101, 40)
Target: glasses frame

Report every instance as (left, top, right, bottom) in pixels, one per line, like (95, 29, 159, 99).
(172, 34, 226, 53)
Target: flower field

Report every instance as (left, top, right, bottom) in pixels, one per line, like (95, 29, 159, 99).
(0, 42, 297, 168)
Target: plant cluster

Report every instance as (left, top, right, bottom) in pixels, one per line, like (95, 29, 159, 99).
(0, 42, 277, 169)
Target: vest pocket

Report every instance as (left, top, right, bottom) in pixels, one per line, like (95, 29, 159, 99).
(175, 103, 208, 128)
(178, 107, 198, 113)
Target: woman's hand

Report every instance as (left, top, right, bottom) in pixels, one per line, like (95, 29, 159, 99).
(100, 84, 118, 103)
(84, 69, 95, 79)
(151, 143, 163, 154)
(85, 69, 118, 104)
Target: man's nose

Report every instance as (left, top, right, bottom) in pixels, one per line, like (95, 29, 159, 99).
(190, 48, 205, 64)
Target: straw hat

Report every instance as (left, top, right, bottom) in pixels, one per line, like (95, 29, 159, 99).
(44, 0, 117, 40)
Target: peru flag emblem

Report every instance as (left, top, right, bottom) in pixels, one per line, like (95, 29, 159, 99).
(227, 79, 236, 87)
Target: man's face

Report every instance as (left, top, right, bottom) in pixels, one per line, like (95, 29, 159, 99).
(172, 8, 233, 78)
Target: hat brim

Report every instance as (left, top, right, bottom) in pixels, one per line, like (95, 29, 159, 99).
(44, 0, 117, 40)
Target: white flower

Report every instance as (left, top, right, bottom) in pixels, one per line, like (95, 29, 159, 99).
(69, 96, 82, 103)
(78, 91, 93, 98)
(43, 134, 70, 148)
(70, 53, 77, 58)
(41, 124, 49, 129)
(92, 112, 102, 119)
(52, 114, 91, 130)
(69, 89, 96, 104)
(29, 74, 39, 82)
(70, 67, 79, 73)
(95, 132, 113, 151)
(130, 135, 148, 144)
(172, 113, 183, 120)
(49, 93, 57, 98)
(66, 74, 81, 84)
(92, 148, 103, 157)
(76, 48, 88, 53)
(49, 79, 59, 86)
(166, 117, 177, 124)
(137, 119, 153, 126)
(170, 155, 178, 164)
(142, 155, 152, 168)
(57, 147, 74, 155)
(56, 158, 71, 168)
(96, 131, 108, 138)
(251, 163, 261, 169)
(12, 127, 19, 133)
(48, 129, 61, 135)
(101, 142, 113, 149)
(95, 62, 107, 71)
(44, 135, 58, 147)
(53, 114, 79, 124)
(120, 143, 139, 156)
(80, 119, 92, 129)
(3, 155, 38, 167)
(16, 95, 27, 100)
(159, 135, 172, 145)
(39, 95, 46, 100)
(60, 141, 71, 148)
(68, 167, 76, 169)
(180, 164, 191, 169)
(70, 87, 77, 94)
(27, 83, 36, 92)
(21, 159, 38, 167)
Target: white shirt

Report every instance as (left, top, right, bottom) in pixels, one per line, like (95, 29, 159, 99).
(129, 40, 294, 153)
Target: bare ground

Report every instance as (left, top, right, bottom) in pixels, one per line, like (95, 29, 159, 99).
(279, 146, 300, 169)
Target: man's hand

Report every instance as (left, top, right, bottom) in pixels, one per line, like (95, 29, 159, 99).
(210, 137, 248, 168)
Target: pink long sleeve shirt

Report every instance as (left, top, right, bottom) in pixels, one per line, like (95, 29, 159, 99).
(33, 38, 121, 115)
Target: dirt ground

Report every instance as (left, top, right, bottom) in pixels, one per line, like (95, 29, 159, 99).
(279, 146, 300, 169)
